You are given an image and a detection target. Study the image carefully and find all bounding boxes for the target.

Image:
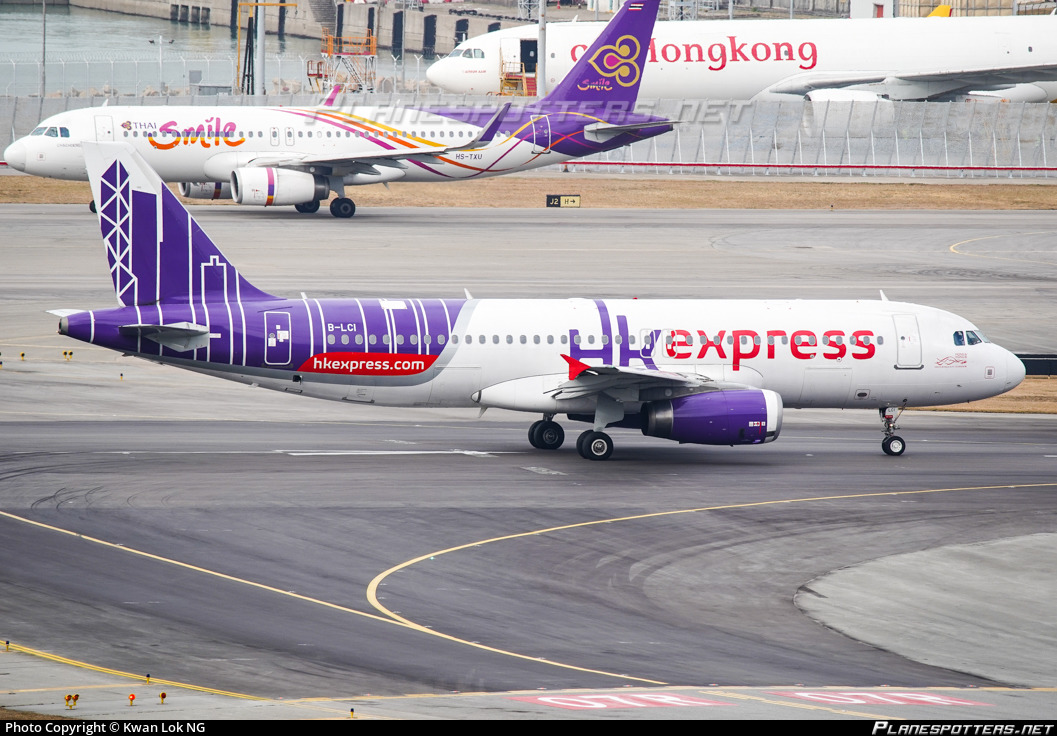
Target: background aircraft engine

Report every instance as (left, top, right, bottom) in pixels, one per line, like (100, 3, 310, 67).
(178, 181, 231, 200)
(230, 168, 330, 207)
(642, 389, 783, 446)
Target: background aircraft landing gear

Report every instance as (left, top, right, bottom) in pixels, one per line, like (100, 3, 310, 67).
(528, 418, 564, 450)
(577, 430, 613, 461)
(880, 405, 907, 456)
(295, 200, 320, 214)
(329, 197, 356, 218)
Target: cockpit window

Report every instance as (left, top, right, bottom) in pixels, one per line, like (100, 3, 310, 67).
(45, 127, 58, 137)
(966, 330, 988, 345)
(469, 48, 484, 58)
(447, 47, 464, 58)
(30, 127, 46, 136)
(953, 331, 965, 346)
(60, 127, 70, 138)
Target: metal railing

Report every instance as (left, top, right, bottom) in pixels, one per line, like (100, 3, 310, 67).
(571, 99, 1057, 178)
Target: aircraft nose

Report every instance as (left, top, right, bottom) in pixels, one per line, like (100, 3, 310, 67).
(3, 140, 27, 172)
(426, 59, 456, 91)
(1007, 350, 1026, 390)
(425, 60, 444, 87)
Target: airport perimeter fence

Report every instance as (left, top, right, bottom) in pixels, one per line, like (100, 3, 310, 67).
(0, 53, 438, 104)
(4, 94, 1057, 179)
(572, 98, 1057, 179)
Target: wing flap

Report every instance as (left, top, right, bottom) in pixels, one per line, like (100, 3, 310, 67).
(549, 354, 718, 400)
(768, 64, 1057, 99)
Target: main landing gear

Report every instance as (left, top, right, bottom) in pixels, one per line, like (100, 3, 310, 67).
(527, 416, 615, 461)
(294, 198, 356, 218)
(528, 417, 565, 450)
(329, 197, 356, 218)
(576, 430, 613, 461)
(880, 405, 907, 456)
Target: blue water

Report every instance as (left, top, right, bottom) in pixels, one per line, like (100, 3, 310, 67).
(0, 5, 335, 95)
(0, 5, 320, 57)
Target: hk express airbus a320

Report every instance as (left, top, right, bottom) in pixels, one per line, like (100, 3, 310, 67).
(3, 0, 674, 218)
(55, 140, 1026, 460)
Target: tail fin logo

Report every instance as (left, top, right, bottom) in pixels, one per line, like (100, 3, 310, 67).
(99, 159, 139, 306)
(585, 35, 642, 88)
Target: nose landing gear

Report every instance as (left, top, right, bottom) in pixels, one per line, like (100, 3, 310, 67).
(880, 405, 907, 456)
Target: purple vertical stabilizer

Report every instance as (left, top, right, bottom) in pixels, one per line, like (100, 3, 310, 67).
(86, 142, 275, 307)
(541, 0, 660, 108)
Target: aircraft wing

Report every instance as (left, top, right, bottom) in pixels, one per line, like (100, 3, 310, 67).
(545, 354, 751, 401)
(768, 64, 1057, 100)
(252, 102, 512, 173)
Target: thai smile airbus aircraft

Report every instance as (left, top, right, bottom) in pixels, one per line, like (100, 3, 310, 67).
(2, 0, 672, 219)
(57, 140, 1026, 460)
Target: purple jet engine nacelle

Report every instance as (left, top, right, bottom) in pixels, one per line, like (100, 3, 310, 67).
(642, 389, 783, 446)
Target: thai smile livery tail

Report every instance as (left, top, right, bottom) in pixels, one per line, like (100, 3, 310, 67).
(541, 0, 661, 107)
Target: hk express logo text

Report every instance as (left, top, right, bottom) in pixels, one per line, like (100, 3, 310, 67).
(572, 36, 818, 72)
(134, 117, 247, 150)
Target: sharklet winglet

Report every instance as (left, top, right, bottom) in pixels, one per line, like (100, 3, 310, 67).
(561, 353, 593, 381)
(322, 84, 343, 107)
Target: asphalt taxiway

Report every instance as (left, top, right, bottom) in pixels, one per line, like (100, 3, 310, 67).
(1, 204, 1055, 719)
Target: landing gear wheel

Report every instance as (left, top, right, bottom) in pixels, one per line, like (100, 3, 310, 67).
(576, 430, 589, 457)
(528, 420, 544, 449)
(295, 200, 320, 214)
(532, 421, 564, 450)
(329, 197, 356, 218)
(577, 430, 613, 461)
(882, 435, 906, 456)
(89, 200, 96, 214)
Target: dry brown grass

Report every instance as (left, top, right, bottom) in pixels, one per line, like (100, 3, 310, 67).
(0, 706, 73, 720)
(917, 377, 1057, 414)
(4, 172, 1057, 210)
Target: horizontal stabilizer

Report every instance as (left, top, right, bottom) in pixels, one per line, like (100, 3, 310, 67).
(119, 322, 212, 352)
(583, 120, 677, 142)
(46, 309, 86, 318)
